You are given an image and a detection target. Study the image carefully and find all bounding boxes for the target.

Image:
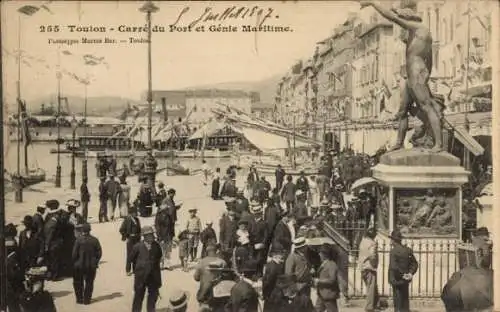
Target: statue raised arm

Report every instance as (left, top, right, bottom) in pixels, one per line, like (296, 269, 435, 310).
(359, 0, 446, 153)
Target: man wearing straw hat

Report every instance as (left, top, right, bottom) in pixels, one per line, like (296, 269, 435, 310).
(130, 226, 163, 312)
(166, 290, 189, 312)
(285, 237, 313, 297)
(250, 203, 268, 277)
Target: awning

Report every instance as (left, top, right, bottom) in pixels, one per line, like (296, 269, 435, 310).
(451, 125, 485, 156)
(237, 126, 313, 151)
(189, 120, 227, 140)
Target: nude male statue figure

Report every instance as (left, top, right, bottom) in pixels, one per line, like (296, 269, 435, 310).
(360, 0, 445, 152)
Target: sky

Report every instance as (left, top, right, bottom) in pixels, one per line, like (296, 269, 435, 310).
(1, 1, 360, 102)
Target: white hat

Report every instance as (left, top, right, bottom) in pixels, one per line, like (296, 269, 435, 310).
(254, 243, 265, 250)
(251, 204, 263, 214)
(293, 237, 307, 248)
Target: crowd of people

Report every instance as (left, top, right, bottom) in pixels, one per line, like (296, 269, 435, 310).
(4, 148, 495, 312)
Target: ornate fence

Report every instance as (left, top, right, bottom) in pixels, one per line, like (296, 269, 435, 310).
(346, 239, 459, 298)
(321, 218, 461, 298)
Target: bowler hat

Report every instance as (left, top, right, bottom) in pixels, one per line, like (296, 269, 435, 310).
(167, 188, 176, 194)
(141, 226, 155, 236)
(238, 219, 248, 226)
(81, 223, 91, 233)
(476, 227, 489, 237)
(188, 208, 197, 213)
(22, 215, 33, 227)
(389, 229, 403, 241)
(5, 223, 18, 237)
(167, 290, 189, 310)
(45, 199, 60, 210)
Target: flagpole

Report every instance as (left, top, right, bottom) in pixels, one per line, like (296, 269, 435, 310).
(140, 1, 159, 151)
(55, 48, 62, 187)
(15, 14, 23, 202)
(463, 0, 472, 170)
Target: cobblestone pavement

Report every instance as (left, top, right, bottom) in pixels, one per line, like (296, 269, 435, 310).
(6, 172, 444, 311)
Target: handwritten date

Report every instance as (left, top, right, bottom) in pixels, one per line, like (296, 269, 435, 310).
(172, 6, 277, 28)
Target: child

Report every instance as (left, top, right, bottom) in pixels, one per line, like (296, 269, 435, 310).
(177, 230, 190, 272)
(186, 208, 202, 262)
(200, 221, 217, 258)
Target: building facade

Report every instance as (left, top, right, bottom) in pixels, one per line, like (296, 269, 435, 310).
(184, 89, 252, 126)
(351, 9, 394, 121)
(251, 102, 274, 120)
(141, 90, 187, 123)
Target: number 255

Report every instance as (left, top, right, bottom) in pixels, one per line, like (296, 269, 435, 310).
(40, 25, 60, 32)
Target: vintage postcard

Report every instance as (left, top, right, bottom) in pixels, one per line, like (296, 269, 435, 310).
(1, 1, 498, 311)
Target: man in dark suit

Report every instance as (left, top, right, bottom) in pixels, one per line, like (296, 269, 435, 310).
(32, 205, 46, 244)
(250, 204, 268, 277)
(154, 204, 173, 270)
(219, 210, 238, 265)
(234, 190, 249, 214)
(227, 261, 259, 312)
(388, 229, 418, 312)
(275, 164, 286, 191)
(313, 244, 348, 312)
(119, 207, 142, 274)
(43, 199, 64, 280)
(161, 188, 182, 238)
(72, 223, 102, 305)
(130, 226, 163, 312)
(262, 250, 286, 301)
(281, 175, 296, 212)
(270, 212, 296, 257)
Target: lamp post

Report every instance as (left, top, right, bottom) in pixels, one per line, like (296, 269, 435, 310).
(139, 1, 159, 151)
(70, 116, 78, 189)
(82, 82, 88, 182)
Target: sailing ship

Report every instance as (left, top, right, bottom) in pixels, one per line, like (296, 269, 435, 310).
(6, 99, 46, 186)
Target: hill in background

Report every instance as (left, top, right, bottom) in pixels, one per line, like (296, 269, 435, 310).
(18, 74, 281, 116)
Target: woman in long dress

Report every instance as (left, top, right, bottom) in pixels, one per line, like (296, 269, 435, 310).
(308, 175, 320, 215)
(118, 176, 130, 218)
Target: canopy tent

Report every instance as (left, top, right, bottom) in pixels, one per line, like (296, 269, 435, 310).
(189, 120, 227, 140)
(235, 126, 314, 151)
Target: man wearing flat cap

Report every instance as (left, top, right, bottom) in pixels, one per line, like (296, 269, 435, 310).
(130, 226, 163, 312)
(19, 215, 43, 272)
(72, 223, 102, 305)
(388, 229, 418, 312)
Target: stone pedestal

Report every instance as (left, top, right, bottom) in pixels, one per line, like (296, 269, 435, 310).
(372, 149, 469, 239)
(368, 149, 470, 296)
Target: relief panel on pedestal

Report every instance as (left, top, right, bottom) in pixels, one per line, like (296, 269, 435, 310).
(393, 188, 459, 238)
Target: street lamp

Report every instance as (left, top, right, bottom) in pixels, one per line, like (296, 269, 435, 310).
(82, 82, 88, 182)
(139, 1, 159, 151)
(70, 116, 78, 189)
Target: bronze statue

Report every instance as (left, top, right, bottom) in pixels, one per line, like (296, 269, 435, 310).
(360, 0, 445, 152)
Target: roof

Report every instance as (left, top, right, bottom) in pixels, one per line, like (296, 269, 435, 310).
(184, 89, 251, 98)
(251, 102, 274, 110)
